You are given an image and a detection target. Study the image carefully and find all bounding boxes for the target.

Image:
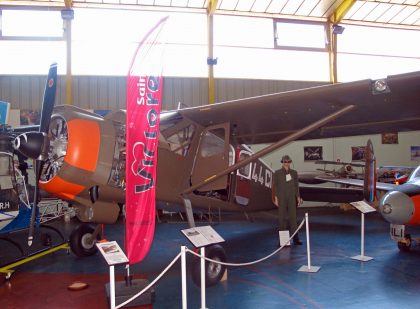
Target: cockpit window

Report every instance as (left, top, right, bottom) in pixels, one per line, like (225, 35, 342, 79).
(199, 128, 225, 158)
(237, 150, 252, 179)
(166, 124, 195, 156)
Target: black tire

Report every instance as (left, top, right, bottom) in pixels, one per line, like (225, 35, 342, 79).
(69, 224, 100, 257)
(191, 244, 227, 288)
(397, 234, 411, 252)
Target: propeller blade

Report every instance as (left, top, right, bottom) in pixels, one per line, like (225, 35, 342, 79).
(39, 63, 57, 134)
(27, 63, 57, 246)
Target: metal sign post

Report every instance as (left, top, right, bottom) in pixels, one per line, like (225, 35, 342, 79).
(298, 213, 320, 273)
(350, 201, 376, 262)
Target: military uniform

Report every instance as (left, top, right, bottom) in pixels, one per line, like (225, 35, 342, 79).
(273, 166, 301, 242)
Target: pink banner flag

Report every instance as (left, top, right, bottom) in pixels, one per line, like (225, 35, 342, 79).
(126, 16, 168, 264)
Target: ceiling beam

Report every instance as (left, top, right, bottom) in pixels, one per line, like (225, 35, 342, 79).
(327, 0, 357, 84)
(207, 0, 218, 104)
(329, 0, 356, 24)
(207, 0, 218, 15)
(64, 0, 73, 9)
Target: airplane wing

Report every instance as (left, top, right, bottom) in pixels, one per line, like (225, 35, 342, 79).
(315, 176, 397, 192)
(166, 70, 420, 144)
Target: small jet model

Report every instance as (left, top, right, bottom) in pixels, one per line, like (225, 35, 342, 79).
(10, 62, 420, 285)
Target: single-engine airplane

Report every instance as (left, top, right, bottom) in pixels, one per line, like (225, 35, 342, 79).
(11, 62, 420, 286)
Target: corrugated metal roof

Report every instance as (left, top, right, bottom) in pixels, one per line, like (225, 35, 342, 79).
(1, 0, 419, 29)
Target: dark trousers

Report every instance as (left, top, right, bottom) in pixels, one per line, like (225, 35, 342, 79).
(278, 195, 297, 235)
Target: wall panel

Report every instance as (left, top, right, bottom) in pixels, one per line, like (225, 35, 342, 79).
(1, 75, 326, 112)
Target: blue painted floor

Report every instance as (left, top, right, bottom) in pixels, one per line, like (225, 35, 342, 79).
(2, 207, 420, 308)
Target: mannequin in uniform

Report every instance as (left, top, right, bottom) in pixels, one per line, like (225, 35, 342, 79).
(273, 155, 303, 245)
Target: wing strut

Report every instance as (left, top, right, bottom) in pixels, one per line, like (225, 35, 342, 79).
(182, 197, 196, 228)
(182, 104, 356, 196)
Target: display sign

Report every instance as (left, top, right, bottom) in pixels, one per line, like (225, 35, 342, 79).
(125, 16, 168, 265)
(350, 200, 376, 214)
(181, 225, 225, 248)
(97, 241, 129, 266)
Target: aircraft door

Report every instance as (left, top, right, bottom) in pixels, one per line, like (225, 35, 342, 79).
(191, 123, 230, 192)
(235, 149, 252, 206)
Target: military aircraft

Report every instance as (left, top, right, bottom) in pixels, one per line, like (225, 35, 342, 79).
(298, 160, 365, 185)
(376, 166, 415, 184)
(11, 61, 420, 285)
(321, 163, 420, 252)
(380, 165, 420, 251)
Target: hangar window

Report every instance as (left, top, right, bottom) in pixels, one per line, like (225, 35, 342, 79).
(337, 25, 420, 81)
(1, 10, 63, 38)
(274, 20, 327, 51)
(166, 124, 195, 157)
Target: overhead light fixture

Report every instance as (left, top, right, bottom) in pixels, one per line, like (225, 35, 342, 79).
(372, 79, 390, 94)
(61, 9, 74, 20)
(332, 24, 345, 35)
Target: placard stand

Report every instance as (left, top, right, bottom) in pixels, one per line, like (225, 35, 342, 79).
(350, 201, 376, 262)
(298, 213, 320, 273)
(181, 225, 224, 309)
(97, 241, 154, 308)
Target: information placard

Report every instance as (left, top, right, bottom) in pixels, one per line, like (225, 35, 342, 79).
(96, 241, 129, 266)
(181, 225, 224, 248)
(350, 200, 376, 214)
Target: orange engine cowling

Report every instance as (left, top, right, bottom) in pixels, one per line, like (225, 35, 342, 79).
(39, 105, 126, 224)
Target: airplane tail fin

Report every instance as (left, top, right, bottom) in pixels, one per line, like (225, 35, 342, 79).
(363, 139, 376, 202)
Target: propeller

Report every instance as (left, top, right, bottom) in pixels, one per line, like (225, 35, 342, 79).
(13, 63, 58, 246)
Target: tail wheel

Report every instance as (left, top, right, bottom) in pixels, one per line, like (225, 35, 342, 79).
(191, 244, 227, 288)
(69, 224, 100, 257)
(397, 234, 412, 252)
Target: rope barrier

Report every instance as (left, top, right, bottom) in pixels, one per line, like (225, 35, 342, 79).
(112, 215, 309, 308)
(187, 218, 306, 267)
(115, 252, 182, 309)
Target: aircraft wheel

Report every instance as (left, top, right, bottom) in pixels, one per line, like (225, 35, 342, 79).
(397, 234, 411, 252)
(69, 224, 100, 257)
(191, 244, 226, 288)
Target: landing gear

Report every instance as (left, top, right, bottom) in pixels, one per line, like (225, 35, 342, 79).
(69, 224, 101, 257)
(397, 234, 412, 252)
(191, 244, 227, 288)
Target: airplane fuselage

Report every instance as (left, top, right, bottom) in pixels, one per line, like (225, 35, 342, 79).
(37, 105, 276, 225)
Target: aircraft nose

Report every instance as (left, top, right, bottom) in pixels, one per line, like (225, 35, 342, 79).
(379, 191, 414, 224)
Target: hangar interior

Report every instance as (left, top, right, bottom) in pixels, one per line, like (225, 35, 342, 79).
(1, 1, 420, 308)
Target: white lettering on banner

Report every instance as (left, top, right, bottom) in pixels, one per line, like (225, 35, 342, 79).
(136, 76, 147, 105)
(131, 75, 161, 194)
